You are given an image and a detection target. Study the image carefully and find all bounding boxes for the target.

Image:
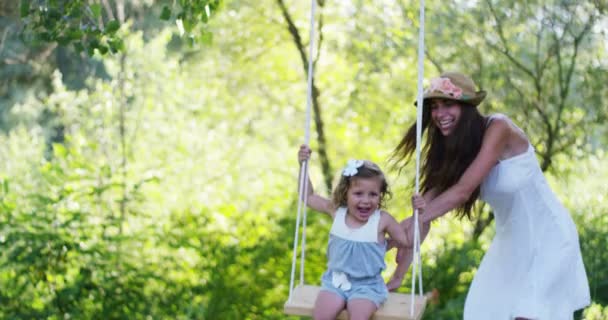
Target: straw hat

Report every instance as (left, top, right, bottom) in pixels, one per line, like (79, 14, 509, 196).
(416, 72, 487, 106)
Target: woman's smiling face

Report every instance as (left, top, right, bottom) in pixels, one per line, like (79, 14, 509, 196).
(429, 98, 463, 136)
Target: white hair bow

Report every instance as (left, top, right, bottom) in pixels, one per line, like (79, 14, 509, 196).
(342, 159, 364, 177)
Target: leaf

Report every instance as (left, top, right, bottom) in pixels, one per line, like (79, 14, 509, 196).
(53, 143, 67, 158)
(20, 0, 31, 18)
(38, 31, 51, 42)
(176, 19, 185, 36)
(48, 8, 62, 20)
(198, 31, 213, 45)
(107, 38, 124, 53)
(73, 41, 84, 53)
(97, 44, 109, 55)
(160, 6, 171, 20)
(56, 36, 70, 45)
(105, 20, 120, 34)
(66, 28, 83, 40)
(89, 4, 102, 19)
(182, 16, 193, 33)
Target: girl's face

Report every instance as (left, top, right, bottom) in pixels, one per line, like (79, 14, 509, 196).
(346, 177, 382, 224)
(430, 98, 462, 136)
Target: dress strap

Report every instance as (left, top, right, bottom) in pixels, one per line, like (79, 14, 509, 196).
(486, 114, 500, 127)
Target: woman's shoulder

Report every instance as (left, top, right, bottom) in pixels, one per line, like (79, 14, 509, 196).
(484, 114, 530, 157)
(486, 113, 511, 125)
(486, 113, 528, 137)
(485, 113, 522, 136)
(485, 114, 511, 133)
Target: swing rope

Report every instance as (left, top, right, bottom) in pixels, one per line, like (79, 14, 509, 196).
(288, 0, 317, 302)
(410, 0, 425, 316)
(288, 0, 426, 317)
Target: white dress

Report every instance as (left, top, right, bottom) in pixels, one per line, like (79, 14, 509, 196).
(463, 143, 590, 320)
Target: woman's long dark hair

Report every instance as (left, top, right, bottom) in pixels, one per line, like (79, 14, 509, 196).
(391, 102, 487, 220)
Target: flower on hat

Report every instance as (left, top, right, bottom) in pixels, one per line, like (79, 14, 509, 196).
(426, 77, 463, 99)
(342, 159, 364, 177)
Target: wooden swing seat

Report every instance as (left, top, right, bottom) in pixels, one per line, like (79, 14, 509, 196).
(284, 284, 427, 320)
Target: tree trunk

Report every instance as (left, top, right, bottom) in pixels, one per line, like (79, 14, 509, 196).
(276, 0, 333, 192)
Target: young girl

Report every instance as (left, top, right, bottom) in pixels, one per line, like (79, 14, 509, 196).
(297, 144, 409, 320)
(391, 72, 590, 319)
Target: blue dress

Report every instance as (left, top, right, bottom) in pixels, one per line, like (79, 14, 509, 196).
(320, 207, 388, 307)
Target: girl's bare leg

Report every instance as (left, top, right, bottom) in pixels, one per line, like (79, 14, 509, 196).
(346, 298, 377, 320)
(313, 290, 345, 320)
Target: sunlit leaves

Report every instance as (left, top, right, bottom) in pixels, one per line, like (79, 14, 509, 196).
(3, 0, 607, 318)
(19, 0, 222, 55)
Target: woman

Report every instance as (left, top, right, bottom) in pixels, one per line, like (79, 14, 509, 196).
(391, 72, 590, 319)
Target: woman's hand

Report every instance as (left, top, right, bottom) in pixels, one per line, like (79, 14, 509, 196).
(298, 144, 312, 163)
(397, 215, 431, 261)
(412, 193, 426, 214)
(386, 275, 403, 292)
(388, 245, 414, 290)
(401, 217, 414, 247)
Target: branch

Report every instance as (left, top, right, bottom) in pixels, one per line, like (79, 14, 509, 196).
(503, 68, 552, 135)
(562, 15, 594, 102)
(424, 49, 443, 74)
(534, 19, 544, 79)
(0, 25, 11, 56)
(553, 130, 581, 155)
(275, 0, 333, 191)
(485, 0, 535, 79)
(275, 0, 310, 74)
(552, 8, 594, 156)
(100, 0, 116, 21)
(313, 1, 324, 68)
(116, 0, 126, 23)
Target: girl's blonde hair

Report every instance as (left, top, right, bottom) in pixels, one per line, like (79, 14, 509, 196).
(331, 160, 392, 208)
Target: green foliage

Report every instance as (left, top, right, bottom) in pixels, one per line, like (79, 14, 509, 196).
(583, 302, 608, 320)
(419, 239, 483, 319)
(1, 25, 309, 318)
(19, 0, 122, 54)
(1, 0, 606, 319)
(19, 0, 222, 55)
(418, 0, 607, 170)
(556, 152, 608, 306)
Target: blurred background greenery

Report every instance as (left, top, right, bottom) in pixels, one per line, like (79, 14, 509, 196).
(0, 0, 606, 319)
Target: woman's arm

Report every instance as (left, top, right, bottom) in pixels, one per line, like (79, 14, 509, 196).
(418, 119, 511, 224)
(386, 189, 437, 291)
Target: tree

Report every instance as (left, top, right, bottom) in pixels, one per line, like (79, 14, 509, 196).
(19, 0, 222, 55)
(2, 1, 605, 318)
(406, 0, 608, 237)
(276, 0, 334, 191)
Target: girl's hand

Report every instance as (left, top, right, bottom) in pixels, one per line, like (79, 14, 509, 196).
(411, 193, 426, 214)
(298, 144, 312, 163)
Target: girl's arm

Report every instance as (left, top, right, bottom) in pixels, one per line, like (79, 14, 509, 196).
(418, 118, 511, 224)
(380, 211, 408, 248)
(297, 144, 335, 216)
